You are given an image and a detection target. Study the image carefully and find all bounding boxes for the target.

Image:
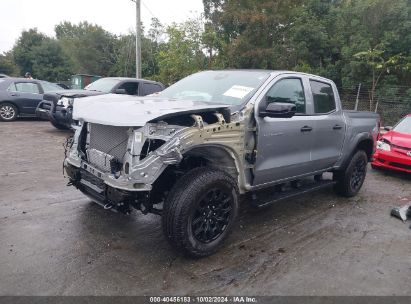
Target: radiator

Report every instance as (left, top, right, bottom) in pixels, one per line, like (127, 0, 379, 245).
(86, 123, 129, 172)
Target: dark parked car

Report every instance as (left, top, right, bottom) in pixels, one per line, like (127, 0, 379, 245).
(36, 77, 164, 130)
(0, 77, 65, 121)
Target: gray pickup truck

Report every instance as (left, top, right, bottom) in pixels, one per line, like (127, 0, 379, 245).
(64, 70, 379, 257)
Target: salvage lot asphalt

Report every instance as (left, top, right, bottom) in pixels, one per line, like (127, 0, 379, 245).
(0, 120, 410, 296)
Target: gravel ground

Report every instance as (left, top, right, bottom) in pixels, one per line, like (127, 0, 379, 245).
(0, 120, 410, 296)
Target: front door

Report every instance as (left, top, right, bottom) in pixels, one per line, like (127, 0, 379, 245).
(253, 77, 315, 185)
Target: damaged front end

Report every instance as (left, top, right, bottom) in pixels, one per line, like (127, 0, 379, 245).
(64, 107, 248, 215)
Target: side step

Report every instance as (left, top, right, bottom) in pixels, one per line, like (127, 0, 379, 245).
(250, 179, 337, 209)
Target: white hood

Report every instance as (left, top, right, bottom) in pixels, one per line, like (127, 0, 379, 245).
(72, 94, 229, 126)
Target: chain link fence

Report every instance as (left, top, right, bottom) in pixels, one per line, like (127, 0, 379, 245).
(339, 84, 411, 126)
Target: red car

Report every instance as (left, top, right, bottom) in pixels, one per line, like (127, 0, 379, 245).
(372, 114, 411, 173)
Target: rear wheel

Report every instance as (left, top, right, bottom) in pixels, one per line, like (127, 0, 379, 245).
(162, 167, 239, 258)
(334, 150, 368, 197)
(0, 103, 18, 121)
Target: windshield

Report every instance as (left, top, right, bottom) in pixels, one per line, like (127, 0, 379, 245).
(41, 81, 65, 92)
(393, 116, 411, 134)
(158, 71, 270, 105)
(85, 78, 121, 93)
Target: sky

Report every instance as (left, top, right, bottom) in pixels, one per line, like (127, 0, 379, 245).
(0, 0, 205, 53)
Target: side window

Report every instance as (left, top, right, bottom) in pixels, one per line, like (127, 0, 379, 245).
(310, 80, 336, 114)
(7, 83, 17, 92)
(9, 82, 40, 94)
(117, 82, 139, 95)
(265, 78, 306, 114)
(142, 83, 162, 96)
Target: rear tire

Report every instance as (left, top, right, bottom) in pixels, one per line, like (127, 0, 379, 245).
(0, 103, 18, 121)
(162, 167, 239, 258)
(50, 121, 69, 130)
(334, 150, 368, 197)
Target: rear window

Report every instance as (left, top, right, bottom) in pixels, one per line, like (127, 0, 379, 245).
(142, 83, 163, 96)
(310, 80, 336, 114)
(41, 81, 63, 92)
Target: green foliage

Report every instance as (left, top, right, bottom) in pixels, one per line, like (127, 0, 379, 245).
(0, 52, 18, 76)
(13, 28, 48, 76)
(155, 18, 207, 85)
(4, 0, 411, 89)
(11, 28, 72, 81)
(55, 21, 116, 76)
(201, 0, 411, 91)
(31, 39, 72, 82)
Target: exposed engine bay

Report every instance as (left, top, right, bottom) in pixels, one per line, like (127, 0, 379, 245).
(64, 105, 256, 215)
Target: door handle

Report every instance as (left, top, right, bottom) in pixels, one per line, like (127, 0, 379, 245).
(300, 126, 313, 132)
(333, 125, 343, 130)
(11, 93, 19, 97)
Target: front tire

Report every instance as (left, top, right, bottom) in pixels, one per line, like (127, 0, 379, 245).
(0, 103, 18, 121)
(162, 167, 239, 258)
(50, 121, 69, 130)
(334, 150, 368, 197)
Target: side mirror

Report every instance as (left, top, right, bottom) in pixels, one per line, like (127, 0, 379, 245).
(114, 88, 127, 94)
(259, 102, 296, 118)
(384, 126, 393, 131)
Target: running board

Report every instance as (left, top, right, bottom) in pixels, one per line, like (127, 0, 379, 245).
(250, 179, 337, 209)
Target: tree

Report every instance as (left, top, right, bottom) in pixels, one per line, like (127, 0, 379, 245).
(354, 49, 405, 110)
(31, 39, 73, 82)
(0, 52, 18, 76)
(202, 0, 304, 69)
(12, 28, 48, 76)
(55, 21, 116, 76)
(156, 18, 207, 85)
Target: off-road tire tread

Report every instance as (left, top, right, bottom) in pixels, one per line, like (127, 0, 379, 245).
(162, 167, 238, 258)
(334, 150, 368, 197)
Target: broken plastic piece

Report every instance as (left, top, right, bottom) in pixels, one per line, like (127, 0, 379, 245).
(390, 204, 411, 222)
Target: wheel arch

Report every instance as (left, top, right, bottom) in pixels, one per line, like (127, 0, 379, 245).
(180, 144, 240, 181)
(356, 138, 374, 161)
(338, 133, 375, 171)
(0, 100, 20, 113)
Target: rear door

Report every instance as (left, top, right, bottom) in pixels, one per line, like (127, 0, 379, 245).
(7, 81, 43, 114)
(309, 79, 346, 169)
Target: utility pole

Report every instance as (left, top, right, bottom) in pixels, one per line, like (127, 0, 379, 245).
(132, 0, 142, 78)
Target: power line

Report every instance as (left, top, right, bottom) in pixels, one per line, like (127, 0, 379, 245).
(142, 1, 157, 20)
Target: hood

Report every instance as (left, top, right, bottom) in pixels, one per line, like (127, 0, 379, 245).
(72, 94, 230, 127)
(382, 131, 411, 149)
(51, 89, 104, 98)
(43, 90, 104, 103)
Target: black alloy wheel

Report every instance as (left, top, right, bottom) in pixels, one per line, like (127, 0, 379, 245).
(191, 187, 234, 244)
(334, 150, 368, 197)
(350, 157, 367, 191)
